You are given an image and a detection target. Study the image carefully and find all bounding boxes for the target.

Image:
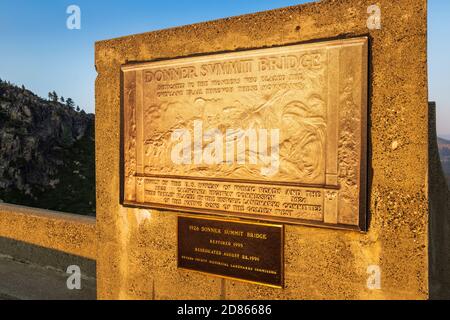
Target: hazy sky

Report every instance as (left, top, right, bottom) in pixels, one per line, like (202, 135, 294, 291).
(0, 0, 449, 136)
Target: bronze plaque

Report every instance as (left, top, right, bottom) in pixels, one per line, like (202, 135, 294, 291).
(121, 37, 368, 230)
(177, 215, 284, 288)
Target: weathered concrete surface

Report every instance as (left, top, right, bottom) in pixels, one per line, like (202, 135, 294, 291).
(0, 237, 96, 279)
(0, 203, 96, 260)
(0, 255, 95, 300)
(95, 0, 429, 299)
(428, 102, 450, 299)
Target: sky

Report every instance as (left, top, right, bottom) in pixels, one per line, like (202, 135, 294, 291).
(0, 0, 449, 137)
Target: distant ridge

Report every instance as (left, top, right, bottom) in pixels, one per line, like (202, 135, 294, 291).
(438, 136, 450, 188)
(438, 137, 450, 145)
(0, 79, 95, 216)
(439, 135, 450, 141)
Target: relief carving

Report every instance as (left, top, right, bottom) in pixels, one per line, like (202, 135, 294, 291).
(122, 38, 368, 229)
(124, 72, 137, 201)
(142, 89, 326, 183)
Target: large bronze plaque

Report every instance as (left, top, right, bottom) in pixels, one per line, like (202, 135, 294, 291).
(178, 216, 284, 288)
(121, 37, 368, 230)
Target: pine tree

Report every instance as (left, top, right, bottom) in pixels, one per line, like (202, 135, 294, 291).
(49, 91, 58, 102)
(66, 98, 75, 108)
(76, 105, 80, 112)
(60, 96, 65, 103)
(49, 92, 57, 101)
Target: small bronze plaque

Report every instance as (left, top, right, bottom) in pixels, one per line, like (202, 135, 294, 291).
(178, 216, 284, 288)
(122, 37, 368, 230)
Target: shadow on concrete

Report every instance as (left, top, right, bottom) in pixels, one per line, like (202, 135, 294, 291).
(0, 237, 96, 300)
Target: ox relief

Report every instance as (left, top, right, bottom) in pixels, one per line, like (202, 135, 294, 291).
(121, 37, 368, 230)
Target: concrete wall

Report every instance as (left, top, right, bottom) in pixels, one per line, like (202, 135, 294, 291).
(0, 204, 97, 299)
(95, 0, 430, 299)
(0, 203, 96, 260)
(428, 102, 450, 299)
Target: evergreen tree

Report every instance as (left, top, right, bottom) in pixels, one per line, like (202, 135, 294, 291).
(49, 91, 58, 102)
(66, 98, 75, 108)
(60, 96, 65, 103)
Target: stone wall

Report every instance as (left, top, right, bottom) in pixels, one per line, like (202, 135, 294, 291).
(95, 0, 430, 299)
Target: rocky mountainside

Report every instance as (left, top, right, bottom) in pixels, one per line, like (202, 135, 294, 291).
(0, 80, 95, 216)
(438, 137, 450, 188)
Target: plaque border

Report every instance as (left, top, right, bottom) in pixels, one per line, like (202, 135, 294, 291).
(119, 37, 370, 232)
(176, 214, 285, 289)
